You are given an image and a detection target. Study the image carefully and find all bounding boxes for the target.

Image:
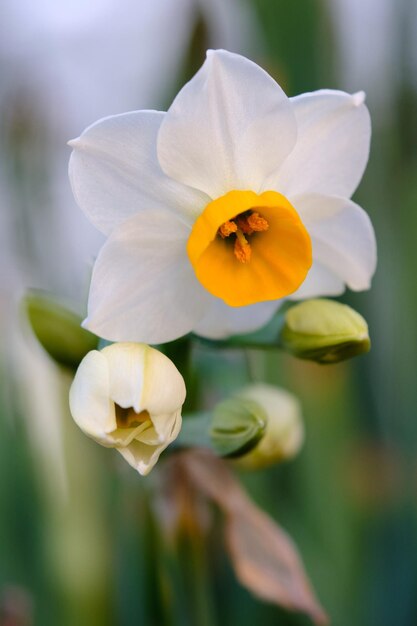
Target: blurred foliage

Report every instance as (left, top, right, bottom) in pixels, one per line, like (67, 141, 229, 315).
(250, 0, 335, 93)
(2, 0, 417, 625)
(24, 291, 99, 370)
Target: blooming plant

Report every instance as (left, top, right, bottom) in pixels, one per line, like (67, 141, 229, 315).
(25, 49, 377, 625)
(69, 49, 376, 344)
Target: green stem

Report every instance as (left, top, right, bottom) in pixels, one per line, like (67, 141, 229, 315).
(175, 412, 212, 450)
(180, 531, 217, 626)
(145, 476, 217, 626)
(157, 337, 198, 412)
(142, 489, 177, 626)
(192, 310, 287, 352)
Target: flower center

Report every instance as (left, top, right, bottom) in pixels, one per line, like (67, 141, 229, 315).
(115, 405, 150, 429)
(187, 190, 312, 307)
(218, 210, 269, 264)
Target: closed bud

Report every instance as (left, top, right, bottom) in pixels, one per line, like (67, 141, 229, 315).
(232, 383, 304, 470)
(280, 299, 370, 364)
(210, 396, 267, 458)
(69, 342, 186, 475)
(24, 291, 99, 369)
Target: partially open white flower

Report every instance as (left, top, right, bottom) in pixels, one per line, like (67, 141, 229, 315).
(69, 342, 186, 475)
(69, 49, 376, 344)
(233, 383, 304, 470)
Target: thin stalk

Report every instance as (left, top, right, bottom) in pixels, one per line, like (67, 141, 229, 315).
(179, 530, 217, 626)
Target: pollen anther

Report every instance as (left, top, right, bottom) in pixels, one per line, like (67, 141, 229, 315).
(247, 211, 269, 232)
(217, 209, 269, 263)
(219, 220, 238, 238)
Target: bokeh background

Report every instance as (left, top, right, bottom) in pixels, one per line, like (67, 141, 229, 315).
(1, 1, 417, 625)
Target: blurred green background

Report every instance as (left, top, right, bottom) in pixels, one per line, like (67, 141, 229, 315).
(1, 0, 417, 625)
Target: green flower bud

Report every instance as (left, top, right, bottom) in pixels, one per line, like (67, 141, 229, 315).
(279, 299, 370, 364)
(210, 396, 267, 458)
(233, 383, 304, 470)
(176, 398, 267, 458)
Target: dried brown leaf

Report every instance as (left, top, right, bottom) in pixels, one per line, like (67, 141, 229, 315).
(178, 449, 328, 626)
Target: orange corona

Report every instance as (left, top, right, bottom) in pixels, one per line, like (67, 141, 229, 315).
(187, 190, 312, 307)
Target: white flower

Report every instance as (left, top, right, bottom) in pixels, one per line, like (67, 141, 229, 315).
(69, 342, 186, 475)
(69, 49, 376, 344)
(233, 383, 304, 470)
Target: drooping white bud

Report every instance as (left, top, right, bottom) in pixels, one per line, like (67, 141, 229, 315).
(69, 342, 186, 475)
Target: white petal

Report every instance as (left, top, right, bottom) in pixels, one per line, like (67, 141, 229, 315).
(157, 49, 297, 198)
(194, 297, 280, 340)
(133, 424, 161, 447)
(84, 209, 211, 344)
(290, 263, 345, 300)
(142, 349, 186, 417)
(117, 429, 177, 476)
(117, 440, 162, 476)
(128, 411, 181, 448)
(69, 110, 209, 234)
(295, 193, 377, 290)
(69, 350, 116, 441)
(101, 343, 146, 413)
(149, 410, 182, 445)
(269, 90, 371, 198)
(109, 422, 155, 448)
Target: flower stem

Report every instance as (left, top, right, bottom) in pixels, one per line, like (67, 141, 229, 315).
(158, 337, 198, 412)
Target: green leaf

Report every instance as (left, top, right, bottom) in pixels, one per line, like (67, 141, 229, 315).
(23, 291, 99, 369)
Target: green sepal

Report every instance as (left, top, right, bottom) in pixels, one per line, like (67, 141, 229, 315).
(210, 397, 267, 458)
(23, 290, 99, 369)
(177, 398, 267, 459)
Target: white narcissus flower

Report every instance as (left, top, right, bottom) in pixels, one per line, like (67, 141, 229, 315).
(233, 383, 304, 470)
(69, 342, 186, 475)
(69, 49, 377, 344)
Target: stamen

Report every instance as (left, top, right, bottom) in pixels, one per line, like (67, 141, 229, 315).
(234, 230, 252, 263)
(236, 216, 254, 235)
(237, 211, 269, 235)
(247, 211, 269, 232)
(219, 220, 237, 238)
(217, 210, 269, 264)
